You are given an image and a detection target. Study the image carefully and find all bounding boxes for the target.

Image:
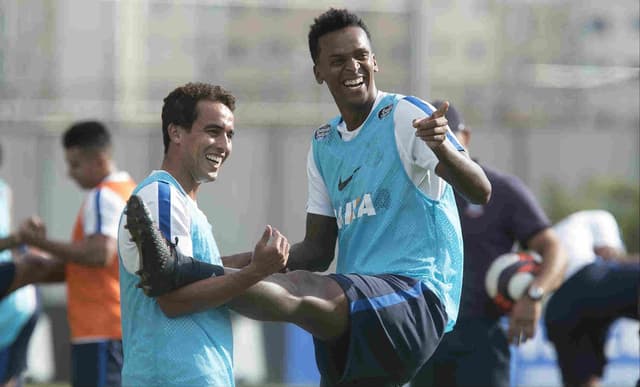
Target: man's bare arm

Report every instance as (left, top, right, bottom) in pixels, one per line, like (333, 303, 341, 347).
(287, 213, 337, 272)
(2, 252, 65, 297)
(414, 101, 491, 204)
(156, 226, 289, 317)
(0, 234, 20, 253)
(25, 233, 117, 267)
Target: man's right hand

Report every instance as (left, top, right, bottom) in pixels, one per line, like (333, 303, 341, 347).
(18, 216, 47, 246)
(249, 225, 289, 277)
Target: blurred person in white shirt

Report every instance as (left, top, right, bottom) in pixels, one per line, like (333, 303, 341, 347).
(544, 209, 639, 387)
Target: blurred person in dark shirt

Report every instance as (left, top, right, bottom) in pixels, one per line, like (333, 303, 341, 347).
(410, 101, 567, 387)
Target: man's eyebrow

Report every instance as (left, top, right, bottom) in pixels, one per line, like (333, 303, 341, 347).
(329, 48, 369, 58)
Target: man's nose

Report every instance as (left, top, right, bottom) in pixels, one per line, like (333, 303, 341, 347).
(216, 134, 231, 151)
(345, 58, 360, 72)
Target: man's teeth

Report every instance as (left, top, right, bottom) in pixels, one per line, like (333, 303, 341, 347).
(344, 78, 364, 87)
(206, 155, 222, 165)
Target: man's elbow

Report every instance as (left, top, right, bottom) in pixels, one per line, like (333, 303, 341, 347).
(312, 258, 333, 272)
(468, 183, 491, 205)
(480, 183, 492, 204)
(158, 298, 183, 319)
(310, 246, 335, 272)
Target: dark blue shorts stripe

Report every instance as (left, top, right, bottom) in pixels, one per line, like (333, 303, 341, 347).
(71, 340, 123, 387)
(350, 280, 423, 313)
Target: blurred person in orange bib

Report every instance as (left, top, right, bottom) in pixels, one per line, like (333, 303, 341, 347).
(0, 122, 136, 387)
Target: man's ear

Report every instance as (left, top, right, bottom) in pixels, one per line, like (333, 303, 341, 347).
(167, 123, 182, 144)
(313, 64, 324, 85)
(372, 53, 379, 72)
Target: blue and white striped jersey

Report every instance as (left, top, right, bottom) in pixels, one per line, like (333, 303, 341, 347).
(117, 170, 234, 387)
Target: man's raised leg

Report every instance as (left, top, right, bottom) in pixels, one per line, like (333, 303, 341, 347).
(228, 270, 350, 341)
(0, 253, 64, 298)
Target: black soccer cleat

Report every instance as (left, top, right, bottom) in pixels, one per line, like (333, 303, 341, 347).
(125, 194, 181, 297)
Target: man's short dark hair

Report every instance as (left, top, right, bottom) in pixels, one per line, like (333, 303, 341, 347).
(62, 121, 112, 150)
(161, 82, 236, 154)
(308, 8, 372, 64)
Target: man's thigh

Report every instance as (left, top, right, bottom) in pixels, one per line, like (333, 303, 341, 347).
(546, 261, 640, 326)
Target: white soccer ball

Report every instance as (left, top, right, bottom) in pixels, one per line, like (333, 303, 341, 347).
(485, 251, 542, 312)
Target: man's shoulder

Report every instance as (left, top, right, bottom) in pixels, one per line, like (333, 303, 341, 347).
(135, 171, 185, 194)
(394, 94, 436, 115)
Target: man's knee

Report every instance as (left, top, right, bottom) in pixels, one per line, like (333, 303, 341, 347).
(285, 270, 344, 299)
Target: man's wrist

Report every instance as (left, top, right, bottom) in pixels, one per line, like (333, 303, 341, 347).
(9, 233, 21, 247)
(526, 285, 545, 301)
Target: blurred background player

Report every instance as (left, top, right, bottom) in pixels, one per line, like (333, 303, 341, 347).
(1, 122, 136, 387)
(410, 101, 567, 387)
(0, 143, 40, 387)
(544, 209, 640, 387)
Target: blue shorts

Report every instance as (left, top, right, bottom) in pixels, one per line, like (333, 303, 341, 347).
(313, 274, 447, 387)
(0, 308, 40, 385)
(71, 340, 123, 387)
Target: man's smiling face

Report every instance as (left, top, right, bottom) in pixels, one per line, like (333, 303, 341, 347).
(313, 26, 378, 113)
(180, 100, 234, 184)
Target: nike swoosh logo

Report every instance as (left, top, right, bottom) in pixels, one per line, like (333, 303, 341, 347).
(338, 167, 361, 191)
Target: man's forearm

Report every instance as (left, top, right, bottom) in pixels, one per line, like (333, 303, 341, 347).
(221, 252, 252, 269)
(287, 241, 332, 272)
(434, 145, 491, 204)
(2, 253, 65, 296)
(157, 266, 265, 317)
(530, 230, 567, 293)
(27, 236, 113, 267)
(0, 234, 20, 253)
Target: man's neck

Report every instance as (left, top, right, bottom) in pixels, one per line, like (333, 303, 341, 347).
(160, 158, 199, 200)
(338, 91, 378, 131)
(94, 164, 115, 186)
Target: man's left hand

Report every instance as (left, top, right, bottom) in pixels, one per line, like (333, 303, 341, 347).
(413, 100, 450, 150)
(507, 296, 542, 346)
